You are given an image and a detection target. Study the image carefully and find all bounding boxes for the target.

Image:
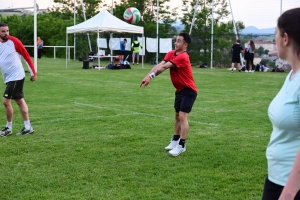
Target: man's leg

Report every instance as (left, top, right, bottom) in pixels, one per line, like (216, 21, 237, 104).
(15, 98, 29, 121)
(231, 63, 235, 72)
(178, 111, 189, 140)
(15, 98, 34, 135)
(3, 98, 13, 122)
(165, 112, 180, 150)
(174, 112, 181, 136)
(0, 98, 13, 136)
(132, 53, 135, 64)
(137, 55, 139, 64)
(168, 111, 189, 156)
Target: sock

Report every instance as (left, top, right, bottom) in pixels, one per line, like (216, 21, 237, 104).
(179, 139, 186, 147)
(172, 135, 180, 141)
(24, 120, 31, 129)
(6, 121, 12, 129)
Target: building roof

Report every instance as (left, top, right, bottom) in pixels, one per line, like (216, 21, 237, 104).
(253, 40, 275, 45)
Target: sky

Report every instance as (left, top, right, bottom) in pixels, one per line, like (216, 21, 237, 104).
(1, 0, 299, 29)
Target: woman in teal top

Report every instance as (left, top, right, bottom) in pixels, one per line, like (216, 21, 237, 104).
(262, 8, 300, 200)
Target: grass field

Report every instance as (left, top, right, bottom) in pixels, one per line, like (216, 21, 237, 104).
(0, 57, 287, 200)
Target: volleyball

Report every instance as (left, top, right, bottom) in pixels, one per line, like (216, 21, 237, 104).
(123, 7, 141, 24)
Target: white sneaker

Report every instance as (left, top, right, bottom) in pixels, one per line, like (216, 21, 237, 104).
(169, 144, 186, 156)
(252, 70, 255, 73)
(165, 138, 179, 150)
(245, 70, 248, 73)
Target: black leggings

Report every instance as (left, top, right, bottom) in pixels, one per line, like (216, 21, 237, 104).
(247, 53, 254, 70)
(262, 177, 300, 200)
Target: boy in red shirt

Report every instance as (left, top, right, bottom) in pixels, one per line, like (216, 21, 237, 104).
(140, 33, 197, 156)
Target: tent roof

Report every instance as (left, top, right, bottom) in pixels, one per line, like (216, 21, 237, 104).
(66, 8, 143, 34)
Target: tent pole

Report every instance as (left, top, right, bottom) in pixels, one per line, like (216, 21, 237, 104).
(66, 32, 68, 68)
(142, 34, 144, 69)
(98, 29, 100, 69)
(74, 0, 76, 60)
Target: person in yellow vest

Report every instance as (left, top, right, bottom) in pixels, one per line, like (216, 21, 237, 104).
(131, 40, 142, 65)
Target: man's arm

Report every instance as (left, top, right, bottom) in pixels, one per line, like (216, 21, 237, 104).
(279, 149, 300, 200)
(10, 36, 37, 80)
(140, 61, 174, 87)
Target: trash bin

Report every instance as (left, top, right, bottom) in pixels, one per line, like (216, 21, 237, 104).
(82, 61, 90, 69)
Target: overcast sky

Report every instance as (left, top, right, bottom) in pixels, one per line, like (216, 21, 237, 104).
(1, 0, 299, 29)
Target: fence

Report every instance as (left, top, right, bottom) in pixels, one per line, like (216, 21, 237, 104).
(24, 45, 74, 60)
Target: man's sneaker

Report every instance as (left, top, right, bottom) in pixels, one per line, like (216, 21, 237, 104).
(169, 144, 186, 157)
(165, 138, 180, 150)
(0, 127, 12, 137)
(16, 127, 34, 135)
(137, 63, 139, 65)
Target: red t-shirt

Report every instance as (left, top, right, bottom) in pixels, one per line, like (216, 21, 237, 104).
(164, 50, 197, 93)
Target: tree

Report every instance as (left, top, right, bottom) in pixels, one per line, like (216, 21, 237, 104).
(264, 49, 269, 55)
(51, 0, 105, 21)
(113, 0, 176, 61)
(181, 0, 241, 66)
(256, 46, 265, 56)
(113, 0, 176, 36)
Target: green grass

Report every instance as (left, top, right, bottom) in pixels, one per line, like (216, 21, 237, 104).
(0, 57, 287, 200)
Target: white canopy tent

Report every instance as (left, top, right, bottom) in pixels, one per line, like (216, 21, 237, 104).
(66, 8, 144, 68)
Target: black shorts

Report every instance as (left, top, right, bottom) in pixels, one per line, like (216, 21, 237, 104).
(232, 55, 241, 63)
(4, 78, 25, 99)
(262, 176, 300, 200)
(120, 51, 126, 56)
(174, 88, 197, 113)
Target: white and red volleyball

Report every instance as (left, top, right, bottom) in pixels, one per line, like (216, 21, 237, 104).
(123, 7, 141, 24)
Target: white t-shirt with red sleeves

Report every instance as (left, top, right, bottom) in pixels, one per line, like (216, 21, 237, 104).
(0, 36, 36, 83)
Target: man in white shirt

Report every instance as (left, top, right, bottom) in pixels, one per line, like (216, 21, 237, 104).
(0, 23, 37, 136)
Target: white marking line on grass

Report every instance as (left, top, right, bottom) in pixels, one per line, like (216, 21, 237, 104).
(74, 102, 219, 127)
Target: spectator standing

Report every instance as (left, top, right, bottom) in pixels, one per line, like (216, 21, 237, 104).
(37, 39, 43, 59)
(119, 38, 127, 64)
(131, 39, 142, 65)
(230, 39, 243, 72)
(247, 40, 256, 73)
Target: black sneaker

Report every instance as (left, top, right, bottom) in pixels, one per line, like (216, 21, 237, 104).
(0, 127, 12, 137)
(16, 127, 34, 135)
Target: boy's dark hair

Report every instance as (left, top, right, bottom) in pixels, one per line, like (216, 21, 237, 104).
(124, 38, 127, 42)
(277, 8, 300, 59)
(179, 33, 191, 45)
(237, 39, 240, 43)
(0, 22, 8, 27)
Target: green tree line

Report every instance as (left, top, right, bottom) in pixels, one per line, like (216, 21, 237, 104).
(0, 0, 244, 66)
